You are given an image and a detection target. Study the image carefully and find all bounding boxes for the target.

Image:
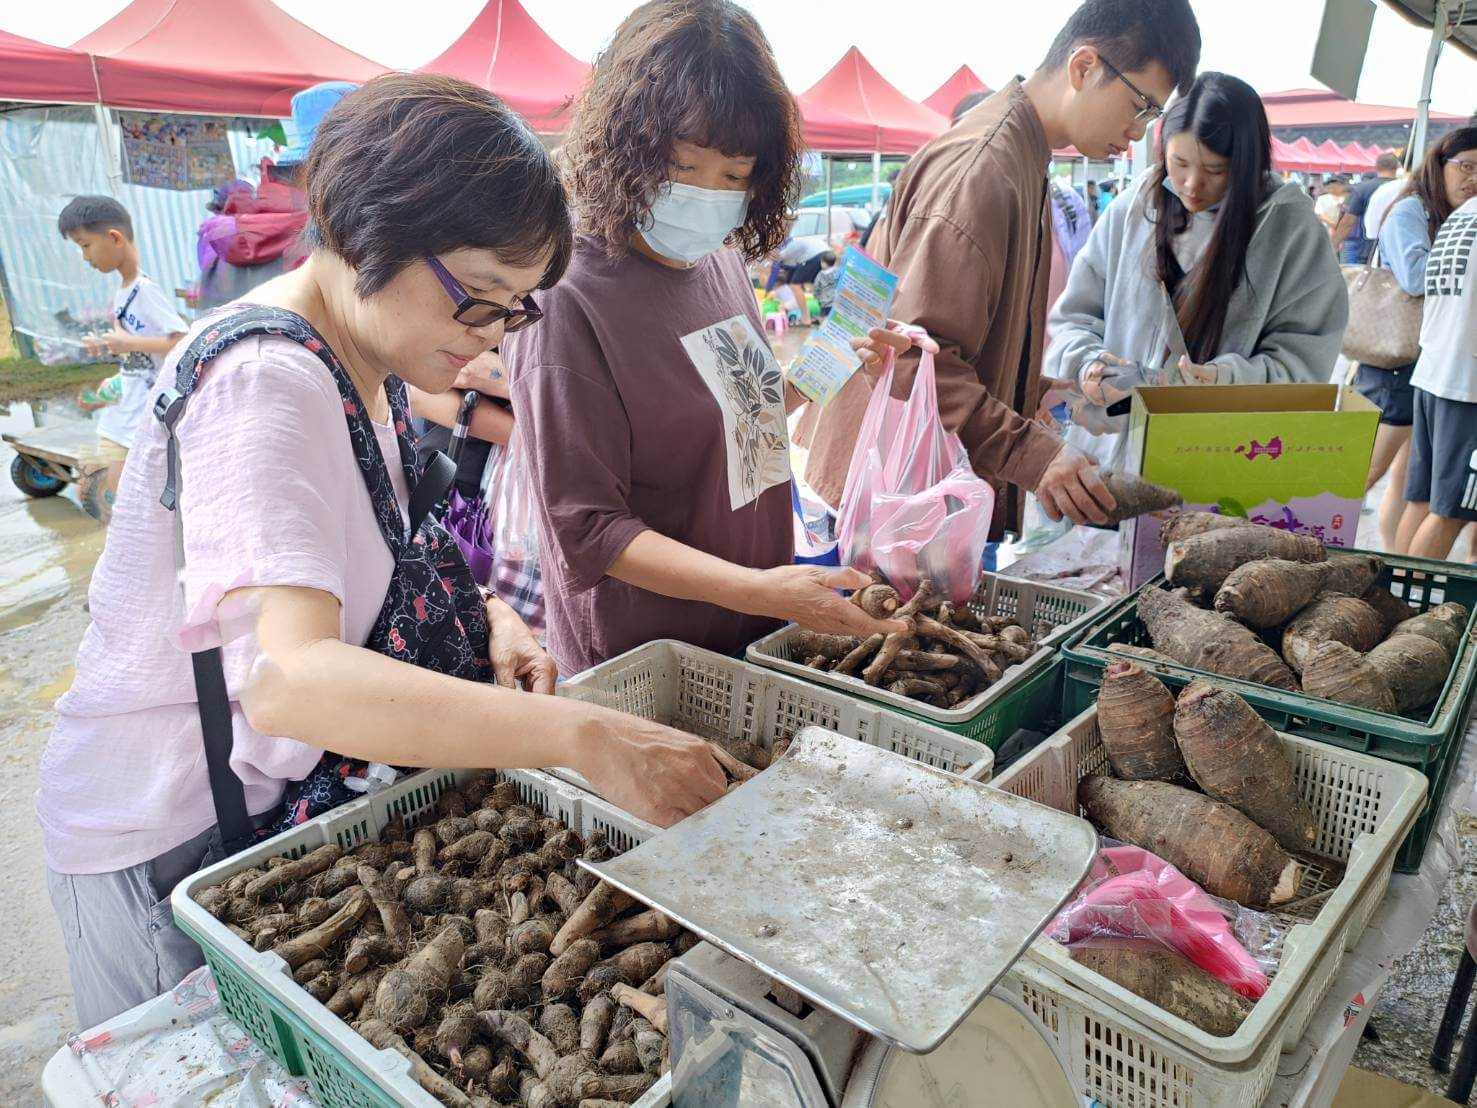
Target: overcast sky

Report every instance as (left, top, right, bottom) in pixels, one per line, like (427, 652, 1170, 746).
(4, 0, 1473, 115)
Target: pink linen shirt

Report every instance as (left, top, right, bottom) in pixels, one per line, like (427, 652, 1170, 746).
(37, 312, 408, 874)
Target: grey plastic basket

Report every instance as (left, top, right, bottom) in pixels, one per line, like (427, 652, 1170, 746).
(173, 768, 664, 1108)
(746, 572, 1107, 734)
(554, 640, 994, 797)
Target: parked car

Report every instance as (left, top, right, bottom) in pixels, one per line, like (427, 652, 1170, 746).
(789, 206, 869, 251)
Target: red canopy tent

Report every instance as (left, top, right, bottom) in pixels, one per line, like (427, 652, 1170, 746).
(797, 47, 948, 154)
(1271, 137, 1333, 173)
(922, 65, 991, 119)
(74, 0, 387, 117)
(1316, 139, 1356, 171)
(0, 31, 99, 105)
(1261, 87, 1465, 131)
(418, 0, 590, 132)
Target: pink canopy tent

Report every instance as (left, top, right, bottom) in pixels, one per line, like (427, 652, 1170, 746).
(0, 30, 99, 104)
(1316, 139, 1356, 170)
(797, 47, 949, 154)
(1261, 87, 1465, 130)
(1271, 137, 1331, 173)
(922, 65, 991, 118)
(418, 0, 590, 132)
(74, 0, 387, 116)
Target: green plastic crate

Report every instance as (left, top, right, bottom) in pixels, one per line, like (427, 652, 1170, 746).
(1061, 549, 1477, 871)
(987, 657, 1073, 772)
(173, 768, 668, 1108)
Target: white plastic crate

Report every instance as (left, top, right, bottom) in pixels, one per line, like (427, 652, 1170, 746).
(989, 704, 1426, 1091)
(172, 768, 665, 1108)
(557, 640, 995, 789)
(1006, 959, 1281, 1108)
(746, 572, 1106, 729)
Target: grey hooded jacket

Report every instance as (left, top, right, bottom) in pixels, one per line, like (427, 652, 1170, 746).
(1045, 171, 1348, 467)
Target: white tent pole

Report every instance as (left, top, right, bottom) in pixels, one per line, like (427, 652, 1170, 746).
(871, 150, 881, 212)
(93, 103, 124, 192)
(825, 155, 834, 228)
(1409, 0, 1450, 163)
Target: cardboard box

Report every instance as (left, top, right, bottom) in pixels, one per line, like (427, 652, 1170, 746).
(1332, 1067, 1457, 1107)
(1120, 384, 1380, 590)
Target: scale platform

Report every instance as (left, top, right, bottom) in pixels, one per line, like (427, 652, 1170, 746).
(585, 726, 1097, 1054)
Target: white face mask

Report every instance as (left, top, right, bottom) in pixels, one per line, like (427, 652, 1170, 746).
(640, 181, 750, 265)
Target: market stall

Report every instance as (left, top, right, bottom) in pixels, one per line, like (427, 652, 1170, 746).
(417, 0, 591, 135)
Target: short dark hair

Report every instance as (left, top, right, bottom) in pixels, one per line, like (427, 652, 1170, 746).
(563, 0, 804, 260)
(305, 73, 572, 298)
(1040, 0, 1202, 95)
(821, 251, 837, 265)
(57, 196, 133, 241)
(1375, 152, 1401, 174)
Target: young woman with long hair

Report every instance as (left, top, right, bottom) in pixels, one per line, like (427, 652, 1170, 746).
(1046, 72, 1348, 469)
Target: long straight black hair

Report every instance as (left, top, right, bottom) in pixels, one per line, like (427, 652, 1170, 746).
(1147, 72, 1272, 362)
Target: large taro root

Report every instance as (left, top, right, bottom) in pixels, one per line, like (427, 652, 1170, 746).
(1165, 525, 1325, 596)
(1077, 775, 1300, 908)
(1138, 587, 1299, 691)
(1281, 596, 1385, 675)
(1172, 682, 1318, 853)
(1096, 661, 1183, 781)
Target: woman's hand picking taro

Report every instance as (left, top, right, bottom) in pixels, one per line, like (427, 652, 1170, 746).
(751, 564, 910, 638)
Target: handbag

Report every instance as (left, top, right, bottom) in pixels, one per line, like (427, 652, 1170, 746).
(1341, 245, 1422, 369)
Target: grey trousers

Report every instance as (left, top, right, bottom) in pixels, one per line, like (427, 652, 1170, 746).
(46, 826, 215, 1029)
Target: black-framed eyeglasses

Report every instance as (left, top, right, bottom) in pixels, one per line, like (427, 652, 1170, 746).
(1099, 56, 1164, 125)
(426, 255, 543, 331)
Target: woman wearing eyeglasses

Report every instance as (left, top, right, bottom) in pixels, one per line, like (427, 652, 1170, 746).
(501, 0, 912, 676)
(38, 74, 729, 1028)
(1392, 128, 1477, 560)
(1046, 72, 1347, 470)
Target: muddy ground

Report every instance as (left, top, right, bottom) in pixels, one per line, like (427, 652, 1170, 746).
(0, 388, 1474, 1104)
(0, 399, 102, 1106)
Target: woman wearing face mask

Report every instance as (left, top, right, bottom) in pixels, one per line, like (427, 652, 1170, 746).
(503, 0, 912, 674)
(1045, 72, 1347, 470)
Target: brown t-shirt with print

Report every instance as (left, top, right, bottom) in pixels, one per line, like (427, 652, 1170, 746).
(504, 235, 791, 674)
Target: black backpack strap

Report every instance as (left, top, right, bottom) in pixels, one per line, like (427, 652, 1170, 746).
(409, 450, 456, 536)
(152, 309, 329, 857)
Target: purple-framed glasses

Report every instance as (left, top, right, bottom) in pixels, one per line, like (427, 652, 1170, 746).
(426, 255, 543, 331)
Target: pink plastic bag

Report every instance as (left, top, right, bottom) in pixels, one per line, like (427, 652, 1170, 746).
(836, 332, 995, 601)
(1049, 844, 1272, 999)
(870, 467, 993, 603)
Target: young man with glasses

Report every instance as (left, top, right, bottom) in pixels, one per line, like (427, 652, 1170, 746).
(802, 0, 1200, 536)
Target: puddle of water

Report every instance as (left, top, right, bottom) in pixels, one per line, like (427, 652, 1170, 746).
(0, 404, 104, 631)
(33, 667, 75, 706)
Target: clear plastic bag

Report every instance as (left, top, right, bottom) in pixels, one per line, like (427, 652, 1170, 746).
(1048, 840, 1281, 999)
(835, 333, 995, 601)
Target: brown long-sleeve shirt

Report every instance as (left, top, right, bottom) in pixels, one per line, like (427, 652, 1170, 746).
(802, 79, 1063, 538)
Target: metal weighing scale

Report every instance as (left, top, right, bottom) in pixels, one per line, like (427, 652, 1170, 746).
(584, 727, 1099, 1107)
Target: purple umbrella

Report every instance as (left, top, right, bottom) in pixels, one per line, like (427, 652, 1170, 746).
(444, 391, 494, 585)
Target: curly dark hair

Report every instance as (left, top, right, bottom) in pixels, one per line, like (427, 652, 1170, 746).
(562, 0, 803, 260)
(305, 73, 573, 298)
